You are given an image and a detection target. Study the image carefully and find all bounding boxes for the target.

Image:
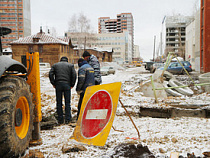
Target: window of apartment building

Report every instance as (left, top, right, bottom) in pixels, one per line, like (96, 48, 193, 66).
(114, 52, 121, 55)
(8, 4, 16, 6)
(0, 4, 8, 6)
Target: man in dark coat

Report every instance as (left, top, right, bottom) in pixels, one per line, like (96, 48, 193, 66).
(76, 58, 95, 119)
(49, 56, 76, 124)
(82, 51, 102, 85)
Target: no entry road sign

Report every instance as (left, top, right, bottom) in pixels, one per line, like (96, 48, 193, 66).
(81, 90, 112, 138)
(71, 82, 122, 146)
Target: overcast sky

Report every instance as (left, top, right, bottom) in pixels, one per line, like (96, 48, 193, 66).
(31, 0, 200, 61)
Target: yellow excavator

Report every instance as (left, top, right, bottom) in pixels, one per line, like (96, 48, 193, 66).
(0, 27, 42, 157)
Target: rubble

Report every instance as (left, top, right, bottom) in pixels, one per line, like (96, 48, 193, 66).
(34, 65, 210, 158)
(103, 143, 155, 158)
(62, 141, 87, 153)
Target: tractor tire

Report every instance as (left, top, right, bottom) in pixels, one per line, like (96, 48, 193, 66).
(0, 76, 34, 158)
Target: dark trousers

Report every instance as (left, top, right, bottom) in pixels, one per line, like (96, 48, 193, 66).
(77, 92, 84, 120)
(55, 82, 71, 123)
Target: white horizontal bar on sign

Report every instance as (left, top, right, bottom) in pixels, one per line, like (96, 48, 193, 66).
(86, 109, 108, 120)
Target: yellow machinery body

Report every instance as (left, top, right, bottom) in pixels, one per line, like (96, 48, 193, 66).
(26, 52, 42, 144)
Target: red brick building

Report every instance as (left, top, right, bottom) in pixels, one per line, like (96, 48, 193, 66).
(0, 0, 31, 49)
(200, 0, 210, 72)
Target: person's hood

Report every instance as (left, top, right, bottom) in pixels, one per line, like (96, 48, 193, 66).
(89, 54, 97, 62)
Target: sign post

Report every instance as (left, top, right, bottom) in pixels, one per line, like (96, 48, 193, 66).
(71, 82, 122, 146)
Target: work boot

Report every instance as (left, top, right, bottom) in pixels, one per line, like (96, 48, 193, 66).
(68, 122, 77, 127)
(58, 120, 64, 125)
(65, 120, 71, 124)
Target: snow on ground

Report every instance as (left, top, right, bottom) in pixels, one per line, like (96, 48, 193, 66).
(29, 64, 210, 158)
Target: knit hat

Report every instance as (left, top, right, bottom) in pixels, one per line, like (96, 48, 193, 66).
(78, 58, 88, 67)
(78, 58, 84, 64)
(60, 56, 68, 62)
(82, 51, 91, 58)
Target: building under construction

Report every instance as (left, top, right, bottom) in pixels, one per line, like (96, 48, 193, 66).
(164, 15, 194, 58)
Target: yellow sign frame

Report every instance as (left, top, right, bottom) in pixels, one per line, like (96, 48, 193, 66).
(71, 82, 122, 146)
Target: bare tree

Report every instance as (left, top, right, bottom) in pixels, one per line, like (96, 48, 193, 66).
(192, 0, 200, 16)
(51, 27, 57, 37)
(67, 12, 96, 56)
(78, 12, 91, 33)
(68, 14, 77, 32)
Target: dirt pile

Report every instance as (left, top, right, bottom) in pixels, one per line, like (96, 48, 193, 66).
(107, 143, 155, 158)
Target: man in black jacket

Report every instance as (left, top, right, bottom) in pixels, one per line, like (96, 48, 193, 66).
(49, 56, 76, 124)
(82, 51, 102, 85)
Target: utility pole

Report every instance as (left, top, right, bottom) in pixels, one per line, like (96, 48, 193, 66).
(84, 36, 86, 51)
(160, 32, 162, 57)
(160, 16, 166, 61)
(153, 36, 156, 61)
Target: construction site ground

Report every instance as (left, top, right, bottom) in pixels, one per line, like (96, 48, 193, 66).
(26, 63, 210, 158)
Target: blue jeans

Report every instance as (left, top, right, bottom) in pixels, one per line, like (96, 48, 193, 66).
(55, 82, 71, 123)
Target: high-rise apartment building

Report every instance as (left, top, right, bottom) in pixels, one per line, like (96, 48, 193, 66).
(0, 0, 31, 48)
(164, 15, 194, 58)
(98, 13, 134, 59)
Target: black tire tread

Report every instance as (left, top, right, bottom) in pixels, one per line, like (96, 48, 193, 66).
(0, 76, 34, 158)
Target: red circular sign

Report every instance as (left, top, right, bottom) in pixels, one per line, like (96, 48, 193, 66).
(81, 90, 112, 138)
